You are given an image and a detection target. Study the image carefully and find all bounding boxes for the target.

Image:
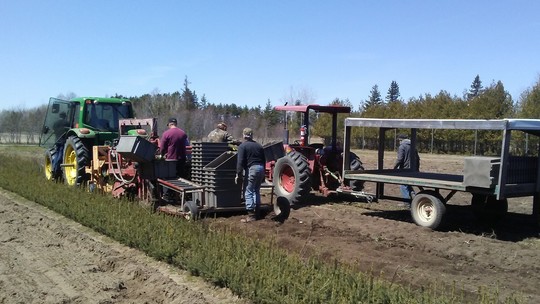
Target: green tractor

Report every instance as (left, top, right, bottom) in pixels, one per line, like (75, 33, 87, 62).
(39, 97, 135, 185)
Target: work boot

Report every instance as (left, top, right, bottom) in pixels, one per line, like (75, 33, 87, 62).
(241, 211, 257, 223)
(255, 205, 261, 220)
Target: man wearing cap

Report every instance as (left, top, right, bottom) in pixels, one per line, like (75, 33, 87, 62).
(53, 111, 70, 141)
(207, 122, 240, 144)
(160, 118, 189, 178)
(394, 133, 420, 203)
(235, 127, 266, 222)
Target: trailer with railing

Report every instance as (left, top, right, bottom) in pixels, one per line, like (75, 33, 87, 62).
(342, 118, 540, 229)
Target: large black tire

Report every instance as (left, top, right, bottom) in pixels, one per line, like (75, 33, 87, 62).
(471, 194, 508, 224)
(273, 151, 311, 205)
(345, 153, 365, 191)
(63, 136, 90, 186)
(411, 190, 446, 229)
(44, 147, 62, 181)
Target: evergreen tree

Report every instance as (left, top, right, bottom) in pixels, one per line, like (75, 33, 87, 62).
(362, 84, 382, 111)
(517, 77, 540, 118)
(263, 99, 281, 126)
(200, 94, 208, 109)
(386, 81, 400, 102)
(467, 74, 483, 100)
(467, 81, 513, 119)
(181, 76, 198, 110)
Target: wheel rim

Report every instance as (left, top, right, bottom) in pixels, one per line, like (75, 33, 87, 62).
(45, 154, 53, 180)
(64, 144, 77, 185)
(415, 197, 435, 223)
(279, 166, 295, 193)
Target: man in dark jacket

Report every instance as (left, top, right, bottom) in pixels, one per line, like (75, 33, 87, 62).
(394, 134, 420, 202)
(235, 127, 266, 222)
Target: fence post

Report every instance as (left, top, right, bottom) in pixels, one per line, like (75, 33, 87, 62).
(430, 129, 434, 154)
(474, 130, 478, 155)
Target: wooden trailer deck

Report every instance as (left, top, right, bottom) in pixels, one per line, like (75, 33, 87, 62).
(341, 118, 540, 229)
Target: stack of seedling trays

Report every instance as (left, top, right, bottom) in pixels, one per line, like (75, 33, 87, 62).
(190, 142, 230, 185)
(197, 151, 243, 209)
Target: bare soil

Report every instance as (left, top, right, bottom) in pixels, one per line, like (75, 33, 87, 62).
(0, 189, 248, 304)
(210, 151, 540, 303)
(1, 147, 539, 303)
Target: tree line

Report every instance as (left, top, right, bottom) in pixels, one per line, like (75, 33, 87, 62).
(1, 75, 539, 155)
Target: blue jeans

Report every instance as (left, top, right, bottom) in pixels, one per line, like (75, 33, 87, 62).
(400, 185, 415, 201)
(52, 143, 64, 174)
(243, 164, 265, 211)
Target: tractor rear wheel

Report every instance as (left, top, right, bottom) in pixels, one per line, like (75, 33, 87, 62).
(63, 136, 90, 186)
(273, 151, 311, 205)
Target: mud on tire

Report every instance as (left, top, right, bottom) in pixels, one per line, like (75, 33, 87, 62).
(273, 151, 311, 205)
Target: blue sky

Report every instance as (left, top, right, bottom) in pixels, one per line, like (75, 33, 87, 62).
(1, 0, 539, 111)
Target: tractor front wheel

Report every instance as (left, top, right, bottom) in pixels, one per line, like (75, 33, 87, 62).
(345, 153, 365, 191)
(63, 136, 90, 186)
(273, 151, 311, 205)
(183, 201, 199, 220)
(45, 147, 61, 181)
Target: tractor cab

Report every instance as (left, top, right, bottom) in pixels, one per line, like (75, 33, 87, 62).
(40, 98, 77, 148)
(40, 97, 134, 148)
(40, 96, 135, 185)
(271, 104, 363, 204)
(274, 104, 351, 163)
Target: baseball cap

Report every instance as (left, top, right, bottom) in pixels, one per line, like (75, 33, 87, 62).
(168, 118, 177, 124)
(243, 127, 253, 138)
(397, 134, 408, 140)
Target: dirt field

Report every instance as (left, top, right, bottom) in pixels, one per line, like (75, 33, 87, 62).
(211, 151, 540, 303)
(1, 147, 539, 303)
(0, 189, 247, 304)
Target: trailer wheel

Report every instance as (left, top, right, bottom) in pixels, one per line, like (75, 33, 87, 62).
(63, 136, 90, 186)
(471, 194, 508, 224)
(183, 200, 199, 220)
(273, 151, 311, 205)
(411, 191, 446, 229)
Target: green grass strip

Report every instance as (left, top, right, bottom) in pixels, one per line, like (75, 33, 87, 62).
(0, 153, 522, 304)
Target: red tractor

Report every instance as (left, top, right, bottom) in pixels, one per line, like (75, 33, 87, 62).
(268, 104, 365, 205)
